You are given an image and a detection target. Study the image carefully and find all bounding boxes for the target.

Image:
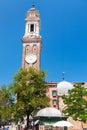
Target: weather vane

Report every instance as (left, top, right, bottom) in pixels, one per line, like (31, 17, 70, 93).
(62, 72, 65, 81)
(32, 0, 35, 7)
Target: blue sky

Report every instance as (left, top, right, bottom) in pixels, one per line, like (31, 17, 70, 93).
(0, 0, 87, 85)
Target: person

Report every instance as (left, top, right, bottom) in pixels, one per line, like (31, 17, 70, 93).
(4, 126, 8, 130)
(1, 126, 4, 130)
(20, 126, 24, 130)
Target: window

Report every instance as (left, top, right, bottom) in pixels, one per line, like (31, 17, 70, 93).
(52, 100, 57, 105)
(26, 45, 30, 53)
(33, 45, 37, 53)
(52, 90, 57, 97)
(30, 24, 34, 32)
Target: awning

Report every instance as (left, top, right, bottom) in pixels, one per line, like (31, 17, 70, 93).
(53, 120, 73, 127)
(40, 121, 56, 126)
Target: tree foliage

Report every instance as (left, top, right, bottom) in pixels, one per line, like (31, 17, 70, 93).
(62, 83, 87, 122)
(0, 85, 14, 122)
(10, 67, 50, 126)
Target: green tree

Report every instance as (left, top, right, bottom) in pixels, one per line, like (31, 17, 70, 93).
(0, 85, 14, 122)
(10, 67, 50, 127)
(62, 83, 87, 127)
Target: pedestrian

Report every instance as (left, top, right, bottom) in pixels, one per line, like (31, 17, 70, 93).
(4, 126, 8, 130)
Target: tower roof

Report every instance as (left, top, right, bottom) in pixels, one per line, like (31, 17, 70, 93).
(57, 80, 73, 96)
(26, 6, 40, 21)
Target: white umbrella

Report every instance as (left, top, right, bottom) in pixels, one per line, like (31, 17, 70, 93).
(53, 120, 73, 127)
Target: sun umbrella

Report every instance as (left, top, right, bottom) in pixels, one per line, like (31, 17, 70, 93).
(53, 120, 73, 127)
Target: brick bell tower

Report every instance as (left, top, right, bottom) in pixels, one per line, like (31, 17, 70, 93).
(22, 5, 42, 70)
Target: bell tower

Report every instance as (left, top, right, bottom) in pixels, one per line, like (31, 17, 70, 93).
(22, 5, 42, 70)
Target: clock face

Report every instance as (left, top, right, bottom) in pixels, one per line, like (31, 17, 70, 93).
(25, 54, 37, 64)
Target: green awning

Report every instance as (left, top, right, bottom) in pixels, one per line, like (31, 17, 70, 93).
(42, 122, 56, 126)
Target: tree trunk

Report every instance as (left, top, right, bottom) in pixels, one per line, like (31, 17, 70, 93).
(27, 113, 29, 128)
(81, 121, 83, 130)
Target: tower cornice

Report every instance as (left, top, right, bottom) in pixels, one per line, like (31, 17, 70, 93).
(22, 37, 42, 44)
